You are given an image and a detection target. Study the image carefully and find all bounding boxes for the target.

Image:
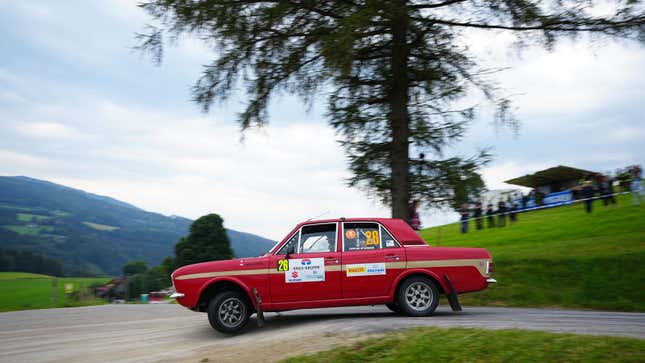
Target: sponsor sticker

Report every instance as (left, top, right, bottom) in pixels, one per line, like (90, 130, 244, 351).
(285, 258, 325, 283)
(346, 263, 386, 277)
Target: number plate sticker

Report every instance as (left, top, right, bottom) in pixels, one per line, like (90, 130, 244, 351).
(277, 259, 289, 271)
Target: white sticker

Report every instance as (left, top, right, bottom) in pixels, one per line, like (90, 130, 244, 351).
(285, 258, 325, 283)
(385, 240, 395, 247)
(346, 263, 386, 277)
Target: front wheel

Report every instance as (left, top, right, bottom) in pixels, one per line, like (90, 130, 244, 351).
(207, 290, 251, 334)
(396, 276, 440, 317)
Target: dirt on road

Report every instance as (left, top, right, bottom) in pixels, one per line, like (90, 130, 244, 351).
(1, 304, 643, 363)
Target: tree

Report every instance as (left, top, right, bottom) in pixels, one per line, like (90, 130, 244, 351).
(174, 214, 233, 267)
(122, 260, 148, 276)
(138, 1, 644, 220)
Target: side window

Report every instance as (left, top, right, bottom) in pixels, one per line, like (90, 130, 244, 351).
(381, 228, 399, 248)
(299, 224, 337, 253)
(343, 223, 381, 251)
(277, 232, 298, 255)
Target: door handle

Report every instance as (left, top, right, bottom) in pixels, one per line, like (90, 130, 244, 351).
(325, 257, 339, 264)
(385, 255, 400, 261)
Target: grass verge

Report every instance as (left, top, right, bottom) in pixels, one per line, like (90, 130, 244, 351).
(0, 272, 109, 312)
(282, 327, 645, 363)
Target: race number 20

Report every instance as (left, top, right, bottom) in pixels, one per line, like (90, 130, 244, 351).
(277, 259, 289, 271)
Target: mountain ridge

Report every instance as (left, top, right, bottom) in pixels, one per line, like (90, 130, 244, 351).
(0, 176, 275, 275)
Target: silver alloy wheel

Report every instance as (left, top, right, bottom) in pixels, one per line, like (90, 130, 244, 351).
(404, 281, 434, 311)
(217, 297, 245, 328)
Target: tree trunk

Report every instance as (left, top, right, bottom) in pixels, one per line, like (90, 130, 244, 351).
(388, 2, 410, 221)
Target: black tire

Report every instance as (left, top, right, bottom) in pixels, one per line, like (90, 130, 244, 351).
(386, 302, 402, 314)
(207, 290, 251, 334)
(396, 276, 440, 317)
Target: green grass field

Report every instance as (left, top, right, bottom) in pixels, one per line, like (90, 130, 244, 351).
(0, 272, 109, 312)
(283, 327, 645, 363)
(420, 193, 645, 311)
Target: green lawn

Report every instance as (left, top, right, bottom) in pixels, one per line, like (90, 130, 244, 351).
(283, 327, 645, 363)
(420, 193, 645, 311)
(0, 272, 110, 312)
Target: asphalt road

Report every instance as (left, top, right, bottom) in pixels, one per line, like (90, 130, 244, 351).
(1, 304, 643, 363)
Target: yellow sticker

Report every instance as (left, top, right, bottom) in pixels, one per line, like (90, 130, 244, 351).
(365, 230, 379, 245)
(347, 266, 366, 274)
(277, 259, 289, 271)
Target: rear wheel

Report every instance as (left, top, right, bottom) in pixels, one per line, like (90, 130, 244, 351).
(397, 276, 439, 317)
(207, 290, 251, 334)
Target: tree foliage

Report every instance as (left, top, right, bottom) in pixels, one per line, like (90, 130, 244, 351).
(0, 248, 64, 276)
(174, 213, 234, 267)
(138, 0, 644, 217)
(122, 260, 148, 276)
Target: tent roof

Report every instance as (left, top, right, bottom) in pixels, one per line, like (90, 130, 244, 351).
(504, 165, 598, 188)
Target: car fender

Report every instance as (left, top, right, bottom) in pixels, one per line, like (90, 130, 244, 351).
(197, 276, 257, 309)
(389, 268, 450, 299)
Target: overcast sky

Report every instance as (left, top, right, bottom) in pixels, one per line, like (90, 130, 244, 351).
(1, 1, 644, 240)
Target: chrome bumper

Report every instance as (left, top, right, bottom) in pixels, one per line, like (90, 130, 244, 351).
(486, 278, 497, 284)
(169, 292, 185, 299)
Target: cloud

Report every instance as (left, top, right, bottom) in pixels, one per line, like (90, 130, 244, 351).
(15, 122, 84, 140)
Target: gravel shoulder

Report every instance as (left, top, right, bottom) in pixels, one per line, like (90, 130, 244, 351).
(0, 304, 643, 363)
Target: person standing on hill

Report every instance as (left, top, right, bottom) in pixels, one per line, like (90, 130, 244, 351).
(408, 199, 421, 230)
(607, 173, 617, 206)
(508, 196, 517, 223)
(631, 165, 645, 205)
(582, 179, 595, 213)
(474, 199, 483, 230)
(497, 199, 507, 227)
(460, 203, 470, 234)
(486, 203, 495, 228)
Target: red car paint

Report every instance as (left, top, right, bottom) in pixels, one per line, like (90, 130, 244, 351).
(171, 218, 493, 313)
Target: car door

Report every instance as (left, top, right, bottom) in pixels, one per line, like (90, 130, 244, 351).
(269, 222, 342, 303)
(341, 222, 406, 298)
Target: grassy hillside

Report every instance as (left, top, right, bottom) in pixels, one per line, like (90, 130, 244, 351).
(283, 327, 645, 363)
(0, 272, 109, 312)
(420, 193, 645, 311)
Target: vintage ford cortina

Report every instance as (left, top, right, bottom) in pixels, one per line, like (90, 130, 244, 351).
(171, 218, 495, 333)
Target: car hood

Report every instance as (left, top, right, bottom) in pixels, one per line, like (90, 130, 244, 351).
(172, 256, 267, 278)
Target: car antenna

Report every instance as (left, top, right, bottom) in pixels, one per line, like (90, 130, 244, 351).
(307, 210, 330, 221)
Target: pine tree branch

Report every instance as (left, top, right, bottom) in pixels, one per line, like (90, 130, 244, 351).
(420, 15, 645, 32)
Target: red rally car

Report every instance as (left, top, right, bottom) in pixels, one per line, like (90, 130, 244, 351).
(170, 218, 496, 333)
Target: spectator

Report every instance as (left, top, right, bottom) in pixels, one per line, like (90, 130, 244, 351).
(460, 203, 470, 234)
(486, 203, 495, 228)
(598, 173, 617, 206)
(535, 190, 544, 207)
(582, 179, 595, 213)
(408, 199, 421, 230)
(631, 165, 645, 205)
(474, 199, 483, 230)
(497, 199, 507, 227)
(508, 196, 517, 223)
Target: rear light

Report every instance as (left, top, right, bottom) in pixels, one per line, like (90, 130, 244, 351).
(486, 261, 494, 275)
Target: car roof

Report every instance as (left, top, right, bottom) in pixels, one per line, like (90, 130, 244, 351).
(297, 217, 427, 246)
